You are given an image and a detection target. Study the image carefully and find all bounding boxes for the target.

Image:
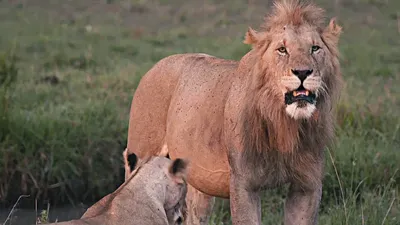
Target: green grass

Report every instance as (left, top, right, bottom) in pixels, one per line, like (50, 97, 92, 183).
(0, 0, 399, 224)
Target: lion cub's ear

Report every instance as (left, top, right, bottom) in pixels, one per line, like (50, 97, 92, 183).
(323, 18, 342, 44)
(244, 27, 262, 45)
(168, 158, 188, 184)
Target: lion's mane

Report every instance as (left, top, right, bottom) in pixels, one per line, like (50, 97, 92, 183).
(239, 0, 343, 179)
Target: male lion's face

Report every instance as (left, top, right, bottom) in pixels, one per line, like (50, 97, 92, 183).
(263, 25, 331, 119)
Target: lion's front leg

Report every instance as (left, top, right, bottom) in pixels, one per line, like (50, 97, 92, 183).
(229, 173, 261, 225)
(284, 181, 322, 225)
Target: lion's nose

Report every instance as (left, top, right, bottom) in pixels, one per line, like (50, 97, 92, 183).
(291, 69, 313, 82)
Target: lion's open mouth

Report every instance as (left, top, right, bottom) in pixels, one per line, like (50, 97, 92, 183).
(285, 87, 316, 105)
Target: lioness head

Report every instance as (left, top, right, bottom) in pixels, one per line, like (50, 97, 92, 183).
(165, 158, 188, 225)
(244, 0, 342, 120)
(123, 150, 188, 225)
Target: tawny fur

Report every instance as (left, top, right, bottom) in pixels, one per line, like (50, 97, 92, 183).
(47, 155, 188, 225)
(126, 1, 343, 224)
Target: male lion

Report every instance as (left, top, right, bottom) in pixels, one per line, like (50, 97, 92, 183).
(47, 153, 188, 225)
(126, 1, 343, 224)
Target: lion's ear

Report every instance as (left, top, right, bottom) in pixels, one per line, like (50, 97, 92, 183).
(323, 18, 342, 44)
(168, 158, 188, 184)
(123, 149, 138, 180)
(244, 27, 261, 45)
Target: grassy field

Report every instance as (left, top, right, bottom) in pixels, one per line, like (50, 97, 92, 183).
(0, 0, 399, 224)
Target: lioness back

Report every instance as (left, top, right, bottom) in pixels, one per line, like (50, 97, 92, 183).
(127, 53, 240, 197)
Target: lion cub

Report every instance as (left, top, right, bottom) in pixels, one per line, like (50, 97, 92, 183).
(47, 151, 187, 225)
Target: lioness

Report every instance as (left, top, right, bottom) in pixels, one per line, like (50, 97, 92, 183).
(47, 153, 188, 225)
(126, 1, 342, 225)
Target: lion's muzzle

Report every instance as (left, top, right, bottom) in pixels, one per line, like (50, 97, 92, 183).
(282, 69, 320, 119)
(283, 68, 319, 105)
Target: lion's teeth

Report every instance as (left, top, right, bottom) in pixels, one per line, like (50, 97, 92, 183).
(305, 90, 309, 96)
(293, 91, 298, 97)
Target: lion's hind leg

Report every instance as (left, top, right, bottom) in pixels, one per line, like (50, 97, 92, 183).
(184, 184, 215, 225)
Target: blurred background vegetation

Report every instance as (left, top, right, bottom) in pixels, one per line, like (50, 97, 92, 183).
(0, 0, 399, 224)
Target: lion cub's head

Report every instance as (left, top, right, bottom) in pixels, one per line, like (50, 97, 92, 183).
(245, 0, 342, 120)
(124, 150, 188, 225)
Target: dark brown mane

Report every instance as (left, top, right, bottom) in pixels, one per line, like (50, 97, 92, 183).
(240, 57, 304, 155)
(239, 0, 342, 158)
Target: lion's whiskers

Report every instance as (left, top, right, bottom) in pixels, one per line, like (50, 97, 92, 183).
(316, 82, 329, 99)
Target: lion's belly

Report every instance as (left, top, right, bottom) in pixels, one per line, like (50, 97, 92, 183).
(165, 60, 234, 198)
(166, 99, 231, 198)
(168, 141, 230, 198)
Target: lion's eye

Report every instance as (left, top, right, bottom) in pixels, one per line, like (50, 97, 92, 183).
(277, 47, 287, 54)
(311, 45, 321, 53)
